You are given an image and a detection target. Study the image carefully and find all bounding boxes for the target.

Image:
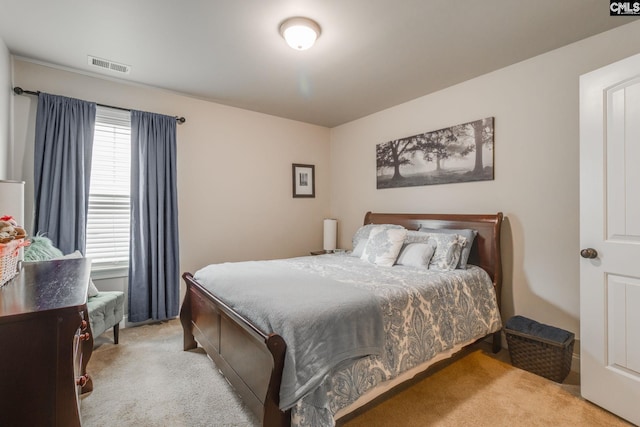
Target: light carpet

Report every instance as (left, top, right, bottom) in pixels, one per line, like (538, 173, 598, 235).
(81, 320, 259, 427)
(82, 319, 631, 427)
(341, 350, 630, 427)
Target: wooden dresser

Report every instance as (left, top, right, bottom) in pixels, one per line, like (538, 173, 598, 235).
(0, 258, 93, 427)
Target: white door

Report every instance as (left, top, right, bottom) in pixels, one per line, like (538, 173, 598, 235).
(580, 52, 640, 426)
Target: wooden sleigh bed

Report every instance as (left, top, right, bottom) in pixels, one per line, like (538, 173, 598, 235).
(180, 212, 503, 427)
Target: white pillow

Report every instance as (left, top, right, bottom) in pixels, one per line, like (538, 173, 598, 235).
(350, 239, 368, 258)
(395, 241, 437, 268)
(361, 226, 407, 267)
(351, 223, 405, 257)
(55, 251, 99, 297)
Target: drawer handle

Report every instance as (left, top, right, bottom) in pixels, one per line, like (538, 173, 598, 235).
(76, 375, 88, 387)
(79, 332, 91, 341)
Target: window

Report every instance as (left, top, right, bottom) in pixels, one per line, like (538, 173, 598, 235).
(85, 106, 131, 271)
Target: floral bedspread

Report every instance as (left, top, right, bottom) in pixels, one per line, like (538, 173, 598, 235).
(273, 254, 502, 427)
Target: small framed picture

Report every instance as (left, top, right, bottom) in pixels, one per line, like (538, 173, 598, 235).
(292, 163, 315, 198)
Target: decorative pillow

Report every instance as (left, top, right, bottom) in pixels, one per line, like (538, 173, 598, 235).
(54, 251, 100, 297)
(361, 226, 407, 267)
(351, 223, 404, 257)
(395, 241, 437, 268)
(418, 233, 467, 271)
(23, 234, 64, 262)
(419, 227, 478, 269)
(350, 239, 368, 258)
(404, 229, 433, 244)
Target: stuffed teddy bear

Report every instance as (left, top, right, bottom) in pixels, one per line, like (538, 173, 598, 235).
(0, 220, 16, 243)
(0, 215, 17, 227)
(0, 217, 27, 243)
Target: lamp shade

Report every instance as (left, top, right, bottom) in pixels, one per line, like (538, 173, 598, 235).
(280, 17, 321, 51)
(323, 218, 337, 252)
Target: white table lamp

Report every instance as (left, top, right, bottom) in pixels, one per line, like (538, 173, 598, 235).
(323, 218, 337, 252)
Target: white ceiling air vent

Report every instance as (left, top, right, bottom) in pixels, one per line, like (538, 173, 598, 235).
(88, 55, 131, 74)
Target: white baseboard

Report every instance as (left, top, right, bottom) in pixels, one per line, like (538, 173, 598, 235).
(571, 339, 580, 373)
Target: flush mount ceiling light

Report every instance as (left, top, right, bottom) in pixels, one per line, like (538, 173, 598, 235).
(279, 17, 321, 51)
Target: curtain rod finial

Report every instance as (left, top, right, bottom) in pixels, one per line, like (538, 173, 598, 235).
(13, 87, 24, 95)
(176, 116, 186, 124)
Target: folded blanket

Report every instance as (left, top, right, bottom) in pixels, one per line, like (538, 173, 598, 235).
(505, 315, 574, 344)
(194, 260, 384, 410)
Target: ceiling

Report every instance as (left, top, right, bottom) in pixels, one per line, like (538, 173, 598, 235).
(0, 1, 637, 127)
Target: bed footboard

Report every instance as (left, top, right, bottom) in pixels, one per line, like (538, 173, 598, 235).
(180, 272, 290, 427)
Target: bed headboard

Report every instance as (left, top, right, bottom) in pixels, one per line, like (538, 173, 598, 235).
(363, 212, 503, 308)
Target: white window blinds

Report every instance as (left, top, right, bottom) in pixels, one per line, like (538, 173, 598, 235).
(85, 106, 131, 268)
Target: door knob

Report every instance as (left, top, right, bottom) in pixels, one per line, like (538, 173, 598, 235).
(580, 248, 598, 259)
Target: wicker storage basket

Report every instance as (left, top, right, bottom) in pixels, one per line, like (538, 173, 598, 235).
(0, 238, 27, 287)
(505, 316, 575, 383)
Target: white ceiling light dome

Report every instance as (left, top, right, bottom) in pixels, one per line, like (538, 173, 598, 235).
(279, 17, 321, 51)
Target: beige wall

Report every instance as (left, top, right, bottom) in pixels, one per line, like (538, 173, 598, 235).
(11, 60, 330, 303)
(0, 36, 10, 179)
(329, 21, 640, 338)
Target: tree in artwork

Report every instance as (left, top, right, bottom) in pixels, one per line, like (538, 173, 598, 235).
(376, 117, 494, 189)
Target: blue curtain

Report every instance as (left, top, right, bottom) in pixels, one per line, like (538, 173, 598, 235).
(34, 93, 96, 255)
(128, 110, 180, 322)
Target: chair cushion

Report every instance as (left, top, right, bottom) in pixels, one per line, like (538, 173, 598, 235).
(87, 291, 125, 338)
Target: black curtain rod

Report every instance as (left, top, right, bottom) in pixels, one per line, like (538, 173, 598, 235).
(13, 86, 186, 124)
